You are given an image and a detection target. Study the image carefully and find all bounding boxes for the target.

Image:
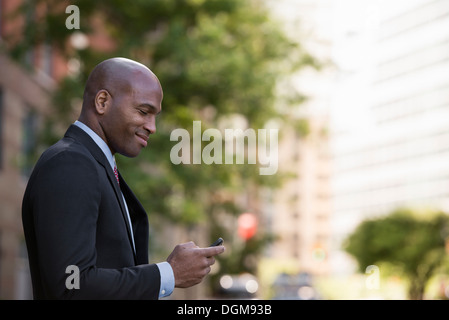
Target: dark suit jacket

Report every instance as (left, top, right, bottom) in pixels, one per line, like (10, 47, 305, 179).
(22, 124, 160, 299)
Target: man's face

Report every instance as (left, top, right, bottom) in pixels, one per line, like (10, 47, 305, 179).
(102, 73, 163, 157)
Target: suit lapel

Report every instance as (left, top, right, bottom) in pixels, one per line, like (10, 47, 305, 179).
(107, 169, 138, 264)
(64, 125, 138, 263)
(118, 173, 149, 265)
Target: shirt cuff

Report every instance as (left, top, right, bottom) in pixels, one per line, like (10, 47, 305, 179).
(156, 261, 175, 298)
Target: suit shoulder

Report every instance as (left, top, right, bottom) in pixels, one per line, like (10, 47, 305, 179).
(23, 136, 103, 203)
(39, 136, 96, 165)
(31, 136, 100, 181)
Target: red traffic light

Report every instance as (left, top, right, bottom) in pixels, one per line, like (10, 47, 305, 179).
(238, 213, 257, 240)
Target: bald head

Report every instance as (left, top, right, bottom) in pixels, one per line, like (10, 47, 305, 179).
(78, 57, 163, 157)
(82, 57, 160, 108)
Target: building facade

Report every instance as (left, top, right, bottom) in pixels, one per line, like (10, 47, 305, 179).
(0, 52, 54, 299)
(263, 0, 334, 281)
(329, 0, 449, 274)
(0, 0, 67, 298)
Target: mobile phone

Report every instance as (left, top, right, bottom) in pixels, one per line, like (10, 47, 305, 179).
(210, 237, 224, 247)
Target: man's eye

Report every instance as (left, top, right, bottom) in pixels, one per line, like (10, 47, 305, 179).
(139, 109, 148, 115)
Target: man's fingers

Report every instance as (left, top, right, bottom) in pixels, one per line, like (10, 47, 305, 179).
(206, 256, 216, 266)
(179, 241, 198, 249)
(176, 242, 225, 257)
(168, 242, 225, 289)
(200, 245, 225, 257)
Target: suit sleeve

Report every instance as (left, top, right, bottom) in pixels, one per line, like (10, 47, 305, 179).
(29, 151, 160, 299)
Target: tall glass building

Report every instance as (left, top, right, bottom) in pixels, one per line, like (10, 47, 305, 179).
(329, 0, 449, 273)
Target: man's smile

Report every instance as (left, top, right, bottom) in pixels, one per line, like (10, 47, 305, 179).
(136, 132, 149, 147)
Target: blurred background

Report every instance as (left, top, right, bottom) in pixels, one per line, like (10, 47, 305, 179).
(1, 0, 449, 300)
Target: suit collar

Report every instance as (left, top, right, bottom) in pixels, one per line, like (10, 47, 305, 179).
(65, 124, 112, 170)
(73, 120, 115, 170)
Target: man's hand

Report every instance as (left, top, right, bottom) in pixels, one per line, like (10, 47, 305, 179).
(166, 241, 225, 288)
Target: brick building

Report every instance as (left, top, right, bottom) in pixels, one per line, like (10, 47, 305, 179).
(0, 0, 66, 299)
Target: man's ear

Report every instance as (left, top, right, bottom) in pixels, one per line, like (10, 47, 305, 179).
(94, 89, 111, 115)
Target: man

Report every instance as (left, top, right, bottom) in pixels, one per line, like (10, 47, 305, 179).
(22, 57, 224, 299)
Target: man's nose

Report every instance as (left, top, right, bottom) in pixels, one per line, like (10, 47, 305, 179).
(143, 117, 156, 135)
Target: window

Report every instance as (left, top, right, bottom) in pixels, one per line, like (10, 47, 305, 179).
(21, 109, 37, 178)
(0, 0, 3, 39)
(23, 1, 35, 69)
(40, 43, 53, 77)
(0, 230, 2, 292)
(0, 88, 3, 170)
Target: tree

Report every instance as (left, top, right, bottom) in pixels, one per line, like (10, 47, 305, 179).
(8, 0, 318, 294)
(344, 208, 449, 299)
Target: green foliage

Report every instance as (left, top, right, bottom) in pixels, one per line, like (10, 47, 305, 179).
(344, 208, 449, 299)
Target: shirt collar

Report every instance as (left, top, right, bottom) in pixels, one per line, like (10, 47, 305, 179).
(73, 120, 116, 170)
